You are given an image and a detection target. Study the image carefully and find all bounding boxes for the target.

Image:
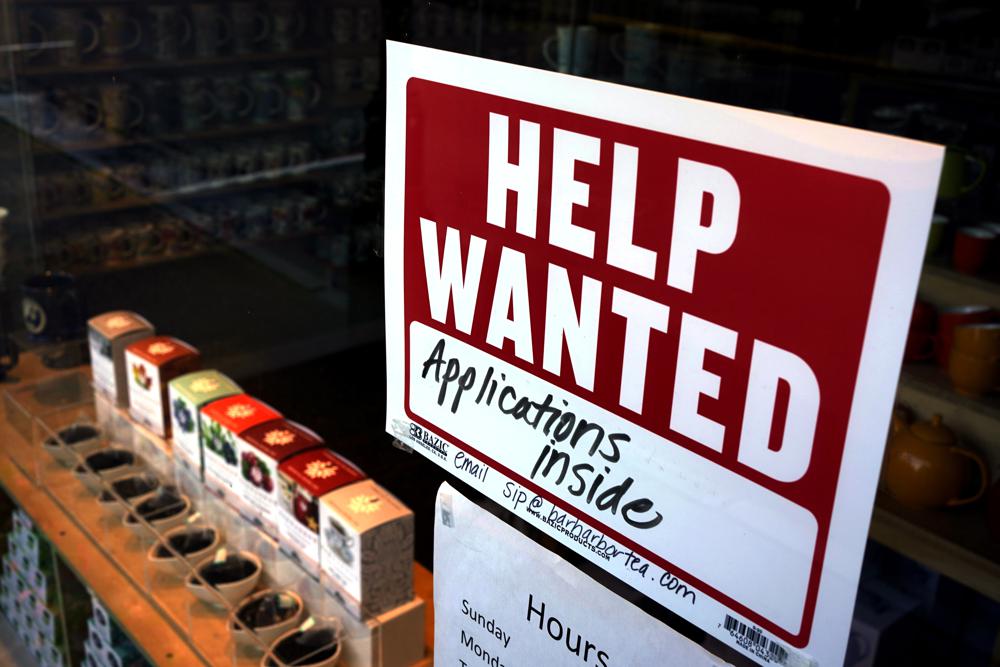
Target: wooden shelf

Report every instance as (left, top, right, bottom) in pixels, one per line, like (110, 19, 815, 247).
(870, 492, 1000, 603)
(919, 262, 1000, 311)
(20, 49, 326, 78)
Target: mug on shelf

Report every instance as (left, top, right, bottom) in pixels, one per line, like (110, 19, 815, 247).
(283, 68, 321, 122)
(249, 70, 285, 124)
(230, 1, 270, 55)
(611, 24, 665, 87)
(51, 8, 100, 66)
(937, 146, 987, 200)
(952, 226, 996, 275)
(99, 82, 145, 137)
(543, 24, 597, 76)
(20, 271, 85, 342)
(936, 305, 997, 368)
(147, 4, 192, 63)
(191, 2, 233, 59)
(96, 5, 142, 61)
(178, 76, 218, 131)
(270, 1, 305, 53)
(904, 299, 936, 363)
(213, 74, 254, 125)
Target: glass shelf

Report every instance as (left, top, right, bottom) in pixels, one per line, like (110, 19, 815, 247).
(3, 370, 428, 667)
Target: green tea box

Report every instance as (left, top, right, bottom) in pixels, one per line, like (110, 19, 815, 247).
(167, 371, 241, 478)
(88, 312, 154, 407)
(277, 449, 364, 578)
(236, 419, 322, 539)
(319, 479, 414, 618)
(124, 337, 201, 438)
(200, 395, 282, 510)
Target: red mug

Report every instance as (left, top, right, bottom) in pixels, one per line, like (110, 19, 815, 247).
(953, 226, 996, 275)
(936, 305, 997, 368)
(904, 299, 937, 362)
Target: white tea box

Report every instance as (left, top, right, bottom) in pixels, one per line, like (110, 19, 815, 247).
(124, 337, 201, 437)
(235, 419, 323, 539)
(167, 371, 241, 478)
(87, 312, 154, 407)
(320, 479, 414, 618)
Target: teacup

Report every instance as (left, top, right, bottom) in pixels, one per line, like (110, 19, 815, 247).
(186, 551, 262, 608)
(262, 622, 342, 667)
(954, 323, 1000, 359)
(936, 305, 996, 368)
(147, 524, 222, 577)
(123, 489, 191, 539)
(73, 448, 142, 493)
(230, 589, 304, 651)
(948, 349, 999, 397)
(43, 422, 103, 467)
(97, 473, 161, 517)
(953, 226, 996, 275)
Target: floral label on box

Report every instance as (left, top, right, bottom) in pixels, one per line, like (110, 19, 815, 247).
(126, 354, 164, 435)
(277, 480, 322, 579)
(201, 412, 242, 506)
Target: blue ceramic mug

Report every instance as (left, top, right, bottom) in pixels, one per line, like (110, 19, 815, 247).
(21, 271, 85, 342)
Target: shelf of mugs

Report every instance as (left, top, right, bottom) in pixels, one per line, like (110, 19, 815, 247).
(31, 118, 328, 155)
(38, 155, 363, 222)
(2, 371, 431, 667)
(920, 262, 1000, 311)
(19, 48, 328, 78)
(870, 491, 1000, 604)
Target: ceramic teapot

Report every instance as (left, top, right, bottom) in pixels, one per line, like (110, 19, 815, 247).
(885, 414, 989, 509)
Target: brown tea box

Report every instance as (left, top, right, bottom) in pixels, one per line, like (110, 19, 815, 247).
(124, 336, 200, 437)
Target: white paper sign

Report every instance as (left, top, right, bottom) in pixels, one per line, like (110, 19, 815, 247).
(435, 482, 732, 667)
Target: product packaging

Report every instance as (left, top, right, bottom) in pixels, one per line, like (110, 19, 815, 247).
(167, 371, 242, 479)
(124, 337, 201, 437)
(236, 419, 323, 539)
(199, 394, 282, 511)
(88, 312, 155, 407)
(319, 479, 414, 618)
(277, 449, 364, 578)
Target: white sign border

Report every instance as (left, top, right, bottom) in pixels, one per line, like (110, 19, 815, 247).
(384, 40, 943, 667)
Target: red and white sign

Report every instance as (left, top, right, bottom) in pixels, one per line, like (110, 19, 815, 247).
(384, 42, 943, 666)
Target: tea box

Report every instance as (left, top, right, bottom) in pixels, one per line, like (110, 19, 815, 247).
(200, 394, 282, 510)
(88, 311, 154, 407)
(167, 371, 242, 478)
(277, 449, 364, 578)
(319, 479, 414, 618)
(236, 419, 323, 539)
(124, 337, 201, 437)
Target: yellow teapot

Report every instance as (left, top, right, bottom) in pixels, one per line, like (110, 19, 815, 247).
(885, 414, 988, 509)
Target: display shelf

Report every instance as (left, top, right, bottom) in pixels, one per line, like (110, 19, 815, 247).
(0, 358, 433, 666)
(38, 154, 364, 222)
(919, 262, 1000, 310)
(590, 12, 1000, 96)
(32, 118, 326, 155)
(19, 49, 326, 78)
(870, 492, 1000, 604)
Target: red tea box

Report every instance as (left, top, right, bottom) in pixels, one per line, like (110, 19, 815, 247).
(237, 419, 323, 538)
(277, 449, 365, 578)
(88, 311, 154, 406)
(124, 336, 200, 437)
(200, 394, 282, 510)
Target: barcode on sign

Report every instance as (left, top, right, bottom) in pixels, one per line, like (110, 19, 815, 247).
(723, 615, 789, 665)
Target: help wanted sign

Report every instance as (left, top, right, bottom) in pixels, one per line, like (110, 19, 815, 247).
(384, 42, 943, 666)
